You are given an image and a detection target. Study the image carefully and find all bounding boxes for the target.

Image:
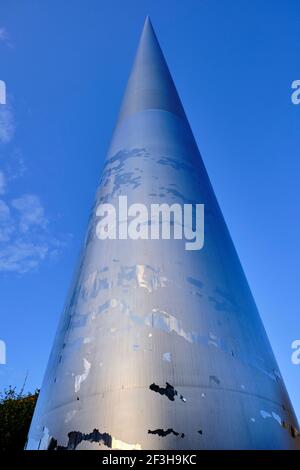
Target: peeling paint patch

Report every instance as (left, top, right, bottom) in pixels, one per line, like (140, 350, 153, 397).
(157, 156, 192, 172)
(186, 276, 203, 290)
(208, 288, 238, 313)
(148, 428, 184, 438)
(70, 314, 89, 330)
(108, 299, 232, 356)
(163, 352, 172, 362)
(83, 337, 94, 344)
(98, 300, 111, 314)
(81, 269, 110, 301)
(64, 410, 77, 424)
(118, 264, 167, 292)
(64, 429, 112, 450)
(61, 337, 84, 361)
(48, 437, 58, 450)
(49, 429, 141, 450)
(149, 382, 186, 402)
(111, 437, 141, 450)
(208, 332, 221, 348)
(260, 410, 282, 426)
(75, 358, 91, 393)
(147, 308, 194, 343)
(98, 148, 146, 203)
(87, 295, 277, 384)
(209, 375, 220, 385)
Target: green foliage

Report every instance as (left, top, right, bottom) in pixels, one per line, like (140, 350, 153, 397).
(0, 386, 39, 451)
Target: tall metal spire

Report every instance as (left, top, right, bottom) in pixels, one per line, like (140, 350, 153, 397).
(26, 17, 299, 450)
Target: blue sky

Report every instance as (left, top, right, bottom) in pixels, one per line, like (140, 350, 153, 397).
(0, 0, 299, 420)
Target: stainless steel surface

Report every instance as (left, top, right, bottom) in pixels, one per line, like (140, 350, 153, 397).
(26, 17, 300, 450)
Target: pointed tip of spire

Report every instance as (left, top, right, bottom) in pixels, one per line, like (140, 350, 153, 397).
(117, 15, 186, 122)
(143, 15, 154, 33)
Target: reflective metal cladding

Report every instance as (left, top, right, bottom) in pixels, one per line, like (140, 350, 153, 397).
(26, 17, 300, 450)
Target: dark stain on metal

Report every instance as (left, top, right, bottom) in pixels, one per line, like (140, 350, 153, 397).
(290, 425, 299, 439)
(186, 276, 203, 290)
(149, 382, 186, 402)
(209, 375, 221, 385)
(148, 428, 184, 438)
(48, 437, 58, 450)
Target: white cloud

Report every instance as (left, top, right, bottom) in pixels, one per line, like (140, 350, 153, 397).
(0, 103, 15, 144)
(0, 240, 48, 273)
(11, 194, 48, 232)
(0, 51, 67, 272)
(0, 193, 67, 274)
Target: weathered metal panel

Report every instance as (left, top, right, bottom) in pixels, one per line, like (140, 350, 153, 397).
(26, 17, 300, 450)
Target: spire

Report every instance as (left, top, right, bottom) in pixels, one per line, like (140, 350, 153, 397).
(118, 16, 186, 122)
(26, 17, 300, 452)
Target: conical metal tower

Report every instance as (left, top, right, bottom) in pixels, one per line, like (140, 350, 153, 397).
(26, 17, 299, 450)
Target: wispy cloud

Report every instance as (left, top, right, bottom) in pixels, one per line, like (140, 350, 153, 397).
(0, 54, 68, 273)
(0, 240, 49, 274)
(0, 27, 13, 48)
(0, 102, 15, 144)
(0, 193, 68, 274)
(11, 194, 48, 233)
